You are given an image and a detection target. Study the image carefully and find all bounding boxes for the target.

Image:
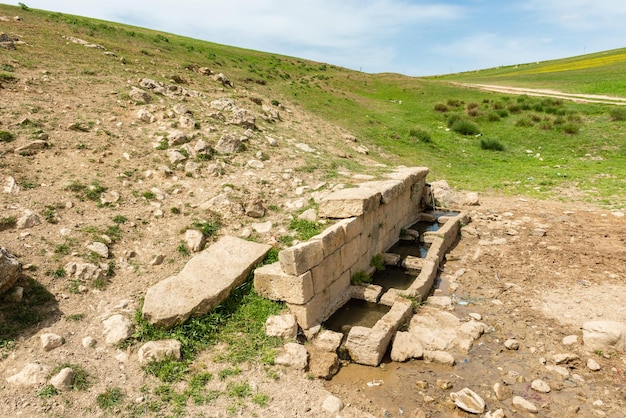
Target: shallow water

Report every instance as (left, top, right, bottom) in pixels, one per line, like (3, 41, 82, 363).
(323, 299, 390, 335)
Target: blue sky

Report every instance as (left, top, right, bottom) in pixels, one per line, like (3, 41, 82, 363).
(14, 0, 626, 76)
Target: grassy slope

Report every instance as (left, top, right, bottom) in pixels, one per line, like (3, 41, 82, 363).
(1, 4, 625, 209)
(431, 47, 626, 96)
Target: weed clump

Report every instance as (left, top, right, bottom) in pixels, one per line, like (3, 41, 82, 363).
(451, 119, 481, 136)
(0, 131, 15, 142)
(408, 127, 432, 143)
(480, 138, 505, 151)
(610, 108, 626, 121)
(433, 103, 448, 112)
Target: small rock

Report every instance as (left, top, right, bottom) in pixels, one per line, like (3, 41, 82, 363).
(308, 349, 340, 379)
(6, 363, 50, 386)
(423, 350, 455, 366)
(17, 209, 41, 229)
(297, 208, 317, 222)
(391, 331, 424, 362)
(215, 134, 241, 154)
(295, 143, 316, 153)
(184, 229, 205, 252)
(251, 221, 272, 234)
(469, 313, 482, 321)
(504, 339, 520, 350)
(82, 336, 96, 348)
(531, 379, 551, 393)
(553, 353, 578, 364)
(485, 409, 506, 418)
(493, 382, 512, 400)
(450, 387, 486, 414)
(102, 314, 133, 345)
(313, 330, 344, 352)
(436, 379, 452, 390)
(244, 198, 266, 218)
(582, 321, 626, 352)
(512, 396, 538, 414)
(40, 333, 64, 351)
(50, 367, 74, 391)
(265, 314, 298, 339)
(3, 286, 23, 302)
(275, 342, 308, 370)
(322, 395, 344, 414)
(86, 242, 109, 258)
(562, 335, 578, 346)
(138, 340, 182, 365)
(587, 358, 602, 371)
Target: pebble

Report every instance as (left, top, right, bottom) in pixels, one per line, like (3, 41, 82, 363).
(469, 312, 482, 321)
(504, 339, 520, 350)
(493, 382, 512, 400)
(322, 395, 344, 414)
(512, 396, 538, 414)
(450, 388, 485, 414)
(531, 379, 551, 393)
(587, 358, 602, 371)
(562, 335, 578, 346)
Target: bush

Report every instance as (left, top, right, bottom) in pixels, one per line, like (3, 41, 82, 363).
(487, 112, 501, 122)
(451, 119, 480, 135)
(515, 117, 534, 127)
(446, 113, 463, 128)
(408, 127, 432, 143)
(433, 103, 448, 113)
(561, 122, 580, 134)
(480, 138, 505, 151)
(507, 103, 521, 113)
(610, 108, 626, 121)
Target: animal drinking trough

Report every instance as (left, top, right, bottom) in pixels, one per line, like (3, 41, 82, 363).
(254, 167, 468, 366)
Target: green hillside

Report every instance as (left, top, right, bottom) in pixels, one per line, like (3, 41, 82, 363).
(1, 4, 625, 209)
(432, 47, 626, 96)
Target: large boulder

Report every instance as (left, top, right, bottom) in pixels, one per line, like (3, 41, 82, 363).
(142, 236, 270, 328)
(0, 246, 21, 296)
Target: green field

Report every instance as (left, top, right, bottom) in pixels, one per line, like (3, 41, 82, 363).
(1, 4, 625, 209)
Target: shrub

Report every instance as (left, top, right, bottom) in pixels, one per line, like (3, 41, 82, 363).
(492, 101, 505, 110)
(480, 138, 505, 151)
(507, 103, 521, 113)
(610, 108, 626, 121)
(466, 102, 480, 111)
(433, 103, 448, 113)
(487, 112, 501, 122)
(495, 109, 509, 118)
(351, 271, 372, 286)
(561, 122, 580, 134)
(446, 98, 463, 107)
(446, 113, 463, 127)
(408, 127, 432, 143)
(96, 387, 124, 410)
(451, 119, 480, 135)
(515, 117, 533, 127)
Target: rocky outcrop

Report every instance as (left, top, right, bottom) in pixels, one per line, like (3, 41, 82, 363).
(142, 236, 270, 328)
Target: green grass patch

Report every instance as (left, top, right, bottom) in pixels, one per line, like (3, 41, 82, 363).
(288, 218, 322, 241)
(0, 131, 15, 142)
(96, 387, 125, 410)
(480, 137, 505, 151)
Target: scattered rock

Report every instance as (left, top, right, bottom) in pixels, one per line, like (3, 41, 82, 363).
(391, 331, 424, 362)
(265, 314, 298, 339)
(313, 330, 343, 352)
(485, 409, 505, 418)
(86, 241, 109, 258)
(17, 209, 41, 229)
(138, 340, 182, 365)
(512, 396, 538, 414)
(582, 321, 626, 352)
(215, 134, 241, 154)
(15, 140, 48, 156)
(423, 350, 455, 366)
(3, 286, 23, 302)
(50, 367, 74, 391)
(251, 221, 273, 234)
(450, 387, 486, 414)
(322, 394, 344, 414)
(184, 229, 205, 252)
(587, 358, 602, 371)
(244, 198, 266, 218)
(0, 246, 21, 296)
(102, 314, 134, 345)
(307, 348, 340, 379)
(295, 143, 316, 153)
(493, 382, 512, 400)
(82, 336, 96, 348)
(531, 379, 551, 393)
(275, 342, 308, 370)
(3, 176, 19, 193)
(504, 339, 520, 350)
(563, 335, 579, 346)
(553, 352, 578, 364)
(6, 363, 50, 386)
(40, 333, 64, 351)
(298, 208, 317, 222)
(129, 87, 151, 103)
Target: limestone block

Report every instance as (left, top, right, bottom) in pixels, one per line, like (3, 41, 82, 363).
(287, 290, 330, 329)
(254, 262, 314, 304)
(311, 222, 346, 257)
(405, 260, 438, 301)
(279, 240, 323, 276)
(383, 253, 401, 266)
(351, 285, 383, 303)
(310, 250, 342, 295)
(50, 367, 74, 391)
(102, 314, 134, 345)
(384, 167, 429, 188)
(423, 350, 455, 366)
(143, 236, 270, 328)
(337, 217, 363, 242)
(6, 363, 50, 386)
(582, 321, 626, 352)
(40, 333, 64, 351)
(339, 237, 361, 275)
(138, 339, 182, 365)
(425, 238, 445, 264)
(318, 186, 381, 218)
(402, 256, 425, 271)
(391, 331, 424, 362)
(358, 179, 405, 204)
(328, 271, 351, 301)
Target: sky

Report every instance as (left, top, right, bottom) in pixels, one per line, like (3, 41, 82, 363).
(12, 1, 626, 76)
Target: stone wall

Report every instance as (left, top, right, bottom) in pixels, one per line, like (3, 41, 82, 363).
(254, 167, 430, 329)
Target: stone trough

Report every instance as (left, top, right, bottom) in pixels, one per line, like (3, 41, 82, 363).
(254, 167, 470, 366)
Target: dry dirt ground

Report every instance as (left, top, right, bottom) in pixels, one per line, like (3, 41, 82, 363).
(1, 18, 626, 418)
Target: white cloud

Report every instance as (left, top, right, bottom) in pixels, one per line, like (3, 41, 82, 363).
(520, 0, 626, 30)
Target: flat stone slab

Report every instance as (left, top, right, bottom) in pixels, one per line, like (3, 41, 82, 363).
(318, 187, 381, 218)
(142, 236, 270, 328)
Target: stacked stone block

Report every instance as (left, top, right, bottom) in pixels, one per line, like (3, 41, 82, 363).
(254, 167, 429, 329)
